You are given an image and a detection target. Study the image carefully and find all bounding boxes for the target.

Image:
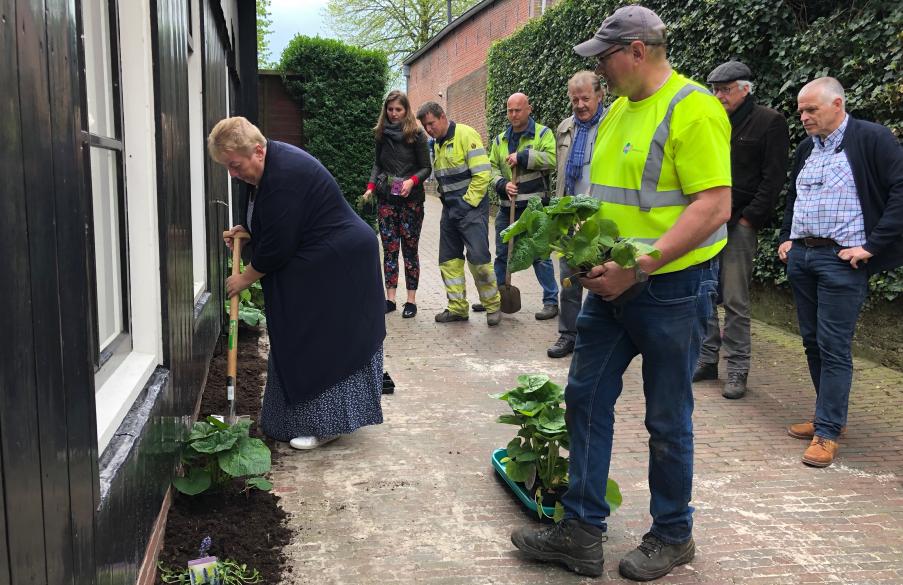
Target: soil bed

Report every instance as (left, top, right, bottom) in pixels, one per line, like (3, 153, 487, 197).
(157, 327, 293, 584)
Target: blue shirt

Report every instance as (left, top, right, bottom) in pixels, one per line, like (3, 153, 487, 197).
(790, 115, 866, 246)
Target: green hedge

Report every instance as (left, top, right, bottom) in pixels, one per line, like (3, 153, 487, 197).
(279, 36, 388, 219)
(486, 0, 903, 301)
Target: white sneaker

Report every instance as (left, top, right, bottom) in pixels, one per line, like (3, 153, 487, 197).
(289, 435, 339, 450)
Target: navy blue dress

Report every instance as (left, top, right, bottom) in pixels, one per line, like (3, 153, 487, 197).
(246, 141, 385, 439)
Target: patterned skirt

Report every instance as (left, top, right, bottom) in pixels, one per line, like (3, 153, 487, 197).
(260, 345, 384, 442)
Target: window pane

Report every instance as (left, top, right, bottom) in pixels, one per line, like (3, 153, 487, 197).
(82, 0, 117, 138)
(90, 147, 125, 350)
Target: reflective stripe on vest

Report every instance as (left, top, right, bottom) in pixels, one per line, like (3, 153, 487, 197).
(590, 83, 727, 272)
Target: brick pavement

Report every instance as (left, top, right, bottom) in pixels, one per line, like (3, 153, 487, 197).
(272, 195, 903, 585)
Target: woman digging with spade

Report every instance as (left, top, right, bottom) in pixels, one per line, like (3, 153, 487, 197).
(209, 116, 385, 450)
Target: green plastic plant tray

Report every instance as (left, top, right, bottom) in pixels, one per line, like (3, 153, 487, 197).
(491, 448, 556, 517)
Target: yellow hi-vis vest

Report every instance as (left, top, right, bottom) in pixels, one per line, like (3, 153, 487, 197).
(590, 73, 731, 274)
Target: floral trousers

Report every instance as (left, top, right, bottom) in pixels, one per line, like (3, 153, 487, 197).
(378, 200, 424, 290)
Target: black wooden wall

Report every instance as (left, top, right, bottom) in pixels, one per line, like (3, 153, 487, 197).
(1, 0, 254, 583)
(1, 0, 98, 583)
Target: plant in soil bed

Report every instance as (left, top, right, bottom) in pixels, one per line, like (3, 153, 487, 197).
(500, 195, 661, 290)
(491, 374, 622, 521)
(172, 416, 273, 496)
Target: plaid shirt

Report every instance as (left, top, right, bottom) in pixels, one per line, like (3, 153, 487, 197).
(790, 115, 866, 246)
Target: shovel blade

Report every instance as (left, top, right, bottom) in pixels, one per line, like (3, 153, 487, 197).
(499, 284, 521, 314)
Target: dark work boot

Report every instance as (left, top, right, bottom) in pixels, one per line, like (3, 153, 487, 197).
(547, 335, 576, 358)
(511, 519, 606, 577)
(692, 361, 718, 382)
(722, 371, 748, 399)
(619, 532, 695, 581)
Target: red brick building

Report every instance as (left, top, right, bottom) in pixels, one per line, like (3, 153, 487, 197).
(258, 70, 304, 148)
(403, 0, 558, 142)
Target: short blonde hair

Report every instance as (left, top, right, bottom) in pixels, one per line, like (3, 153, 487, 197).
(207, 116, 267, 162)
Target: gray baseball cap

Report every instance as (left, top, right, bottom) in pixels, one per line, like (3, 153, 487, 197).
(574, 6, 667, 58)
(707, 60, 753, 83)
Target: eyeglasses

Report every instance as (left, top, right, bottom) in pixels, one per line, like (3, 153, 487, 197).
(596, 45, 628, 66)
(710, 84, 736, 95)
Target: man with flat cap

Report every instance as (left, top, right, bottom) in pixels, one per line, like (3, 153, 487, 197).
(510, 5, 731, 581)
(693, 61, 790, 399)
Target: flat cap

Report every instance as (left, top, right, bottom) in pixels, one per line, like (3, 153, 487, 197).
(574, 6, 667, 58)
(707, 60, 753, 83)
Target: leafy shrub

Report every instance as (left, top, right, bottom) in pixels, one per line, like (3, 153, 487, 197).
(492, 374, 622, 521)
(172, 416, 273, 496)
(279, 36, 388, 225)
(486, 0, 903, 301)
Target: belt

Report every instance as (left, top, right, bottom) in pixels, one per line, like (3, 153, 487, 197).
(689, 259, 712, 270)
(796, 237, 839, 248)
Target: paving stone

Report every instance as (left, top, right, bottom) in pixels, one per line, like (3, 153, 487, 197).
(271, 196, 903, 584)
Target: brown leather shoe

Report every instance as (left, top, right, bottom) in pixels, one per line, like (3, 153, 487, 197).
(787, 420, 846, 440)
(802, 436, 839, 467)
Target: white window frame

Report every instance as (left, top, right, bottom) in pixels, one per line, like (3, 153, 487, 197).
(86, 0, 164, 453)
(187, 0, 208, 302)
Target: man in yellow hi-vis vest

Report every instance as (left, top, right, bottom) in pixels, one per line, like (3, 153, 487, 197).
(486, 92, 559, 320)
(511, 6, 731, 581)
(416, 102, 502, 326)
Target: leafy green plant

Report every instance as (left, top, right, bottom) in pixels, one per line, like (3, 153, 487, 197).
(157, 559, 263, 584)
(172, 416, 273, 496)
(500, 195, 661, 280)
(224, 257, 266, 327)
(491, 374, 622, 521)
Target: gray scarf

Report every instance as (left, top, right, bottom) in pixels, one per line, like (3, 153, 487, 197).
(382, 122, 405, 142)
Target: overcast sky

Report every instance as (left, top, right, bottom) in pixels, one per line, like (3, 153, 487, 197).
(268, 0, 336, 63)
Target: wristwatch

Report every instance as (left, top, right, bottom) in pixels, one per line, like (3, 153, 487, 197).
(634, 265, 649, 283)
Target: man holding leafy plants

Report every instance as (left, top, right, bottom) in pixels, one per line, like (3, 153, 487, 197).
(510, 6, 730, 582)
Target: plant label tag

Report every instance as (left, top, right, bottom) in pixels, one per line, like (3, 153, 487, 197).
(187, 556, 219, 584)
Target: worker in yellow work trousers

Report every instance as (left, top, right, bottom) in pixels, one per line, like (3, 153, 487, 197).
(416, 101, 502, 326)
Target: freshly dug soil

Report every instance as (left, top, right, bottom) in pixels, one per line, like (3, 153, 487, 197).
(157, 327, 293, 584)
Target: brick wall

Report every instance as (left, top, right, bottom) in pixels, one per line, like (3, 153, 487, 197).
(258, 72, 303, 148)
(446, 65, 489, 140)
(407, 0, 558, 143)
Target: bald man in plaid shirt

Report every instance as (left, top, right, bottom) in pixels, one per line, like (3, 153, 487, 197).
(778, 77, 903, 468)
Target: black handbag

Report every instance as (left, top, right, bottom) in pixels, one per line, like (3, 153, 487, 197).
(375, 172, 391, 198)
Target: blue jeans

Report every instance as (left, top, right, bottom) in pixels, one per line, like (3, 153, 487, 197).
(494, 206, 559, 306)
(786, 243, 868, 440)
(562, 264, 717, 544)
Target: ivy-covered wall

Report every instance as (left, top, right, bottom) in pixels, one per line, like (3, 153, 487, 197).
(280, 36, 388, 217)
(486, 0, 903, 302)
